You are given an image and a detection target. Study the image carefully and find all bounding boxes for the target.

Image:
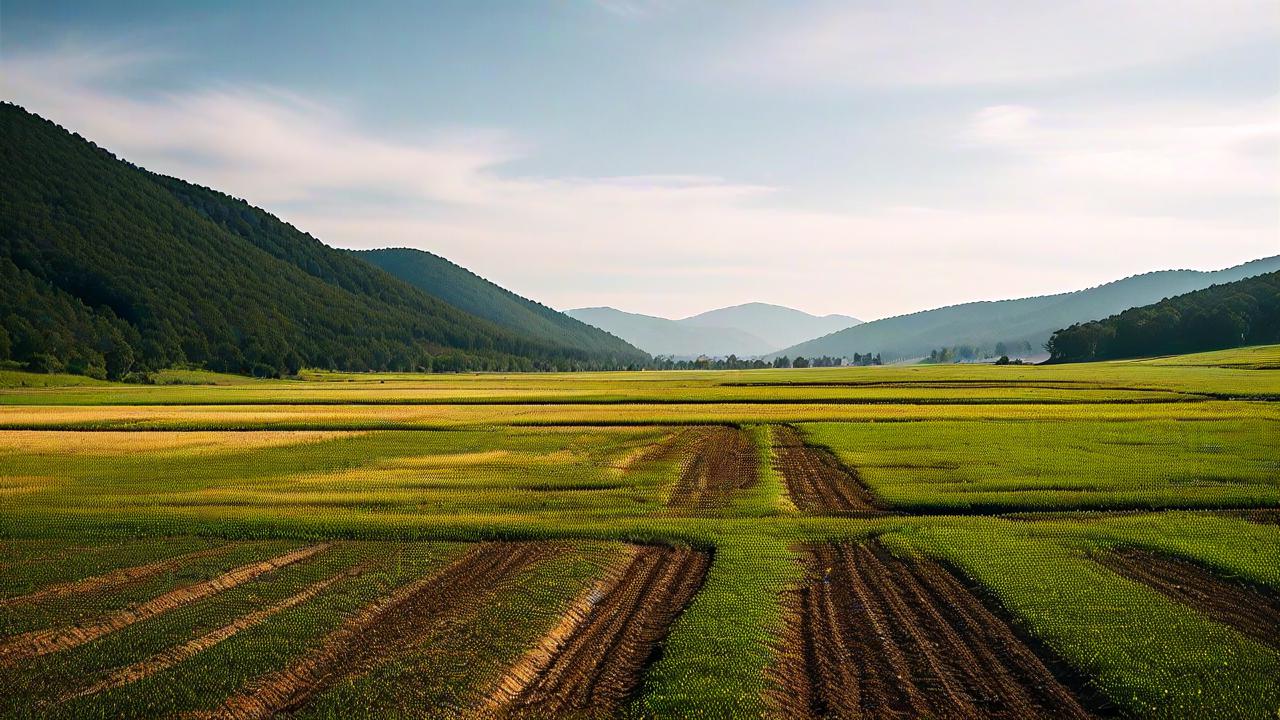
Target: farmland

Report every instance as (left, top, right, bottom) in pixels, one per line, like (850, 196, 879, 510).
(1, 346, 1277, 718)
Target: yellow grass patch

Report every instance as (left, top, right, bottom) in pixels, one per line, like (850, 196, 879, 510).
(0, 430, 362, 455)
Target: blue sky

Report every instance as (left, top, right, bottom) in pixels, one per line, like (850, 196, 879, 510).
(3, 1, 1277, 320)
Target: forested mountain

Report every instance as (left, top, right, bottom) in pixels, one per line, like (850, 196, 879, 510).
(0, 104, 646, 378)
(1047, 272, 1280, 362)
(678, 302, 860, 351)
(566, 307, 775, 358)
(354, 248, 645, 363)
(775, 256, 1280, 362)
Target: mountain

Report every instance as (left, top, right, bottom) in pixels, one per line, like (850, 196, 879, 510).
(775, 256, 1280, 361)
(353, 248, 647, 364)
(678, 302, 860, 351)
(1047, 271, 1280, 363)
(565, 307, 776, 358)
(566, 302, 861, 358)
(0, 103, 643, 378)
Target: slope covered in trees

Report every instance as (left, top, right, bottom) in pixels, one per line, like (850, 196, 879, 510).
(1046, 271, 1280, 363)
(775, 256, 1280, 362)
(354, 248, 646, 364)
(0, 103, 644, 378)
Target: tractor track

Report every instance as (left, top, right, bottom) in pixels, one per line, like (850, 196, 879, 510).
(0, 543, 329, 667)
(772, 424, 885, 515)
(1095, 548, 1280, 650)
(203, 541, 557, 720)
(771, 541, 1095, 720)
(665, 426, 757, 512)
(486, 545, 709, 718)
(0, 543, 239, 607)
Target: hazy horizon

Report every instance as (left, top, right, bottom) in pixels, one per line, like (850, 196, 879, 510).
(3, 1, 1276, 320)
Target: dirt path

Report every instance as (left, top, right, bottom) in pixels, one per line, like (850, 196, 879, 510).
(771, 542, 1094, 720)
(486, 545, 709, 718)
(1095, 548, 1280, 650)
(0, 543, 329, 667)
(204, 542, 557, 720)
(0, 543, 238, 607)
(772, 425, 884, 515)
(665, 426, 757, 512)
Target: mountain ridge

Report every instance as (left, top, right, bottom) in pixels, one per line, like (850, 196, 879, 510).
(353, 248, 647, 364)
(774, 256, 1280, 361)
(566, 302, 862, 358)
(0, 103, 644, 378)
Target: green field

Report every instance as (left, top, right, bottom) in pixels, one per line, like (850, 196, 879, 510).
(1, 346, 1277, 718)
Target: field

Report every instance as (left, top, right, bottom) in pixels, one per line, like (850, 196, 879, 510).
(1, 346, 1277, 718)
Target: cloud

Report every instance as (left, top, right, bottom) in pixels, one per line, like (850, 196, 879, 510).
(713, 0, 1279, 87)
(590, 0, 680, 19)
(2, 42, 1275, 321)
(966, 100, 1280, 198)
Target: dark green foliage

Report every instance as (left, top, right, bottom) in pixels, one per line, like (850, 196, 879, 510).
(0, 104, 645, 378)
(354, 248, 647, 364)
(1047, 272, 1280, 362)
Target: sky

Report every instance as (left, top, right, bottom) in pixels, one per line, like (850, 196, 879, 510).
(2, 1, 1278, 321)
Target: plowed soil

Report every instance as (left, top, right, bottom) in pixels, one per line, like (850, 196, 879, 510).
(772, 425, 884, 515)
(771, 542, 1094, 720)
(487, 545, 709, 718)
(1095, 548, 1280, 650)
(206, 542, 557, 720)
(0, 543, 329, 666)
(665, 426, 757, 512)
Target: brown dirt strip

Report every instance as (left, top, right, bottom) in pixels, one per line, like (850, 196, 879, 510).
(202, 542, 557, 720)
(0, 543, 329, 667)
(665, 426, 757, 512)
(1218, 508, 1280, 526)
(59, 560, 372, 703)
(486, 545, 710, 718)
(0, 543, 238, 607)
(1095, 548, 1280, 650)
(771, 541, 1094, 720)
(772, 424, 885, 515)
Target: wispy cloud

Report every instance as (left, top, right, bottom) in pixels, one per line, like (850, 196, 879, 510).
(2, 42, 1275, 320)
(966, 100, 1280, 199)
(712, 0, 1279, 87)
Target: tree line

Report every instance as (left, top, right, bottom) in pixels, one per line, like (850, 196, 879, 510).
(650, 354, 880, 370)
(1046, 272, 1279, 363)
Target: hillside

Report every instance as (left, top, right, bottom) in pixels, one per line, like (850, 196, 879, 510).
(566, 307, 775, 358)
(0, 104, 641, 378)
(775, 256, 1280, 361)
(354, 248, 647, 364)
(678, 302, 860, 351)
(1047, 271, 1280, 362)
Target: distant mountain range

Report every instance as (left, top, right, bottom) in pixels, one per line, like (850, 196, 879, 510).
(776, 256, 1280, 361)
(0, 104, 647, 378)
(566, 302, 861, 358)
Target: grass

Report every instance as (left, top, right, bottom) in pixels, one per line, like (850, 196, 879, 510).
(883, 516, 1280, 719)
(803, 417, 1280, 512)
(1, 345, 1277, 718)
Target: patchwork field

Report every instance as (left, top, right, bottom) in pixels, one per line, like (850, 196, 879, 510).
(1, 346, 1277, 718)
